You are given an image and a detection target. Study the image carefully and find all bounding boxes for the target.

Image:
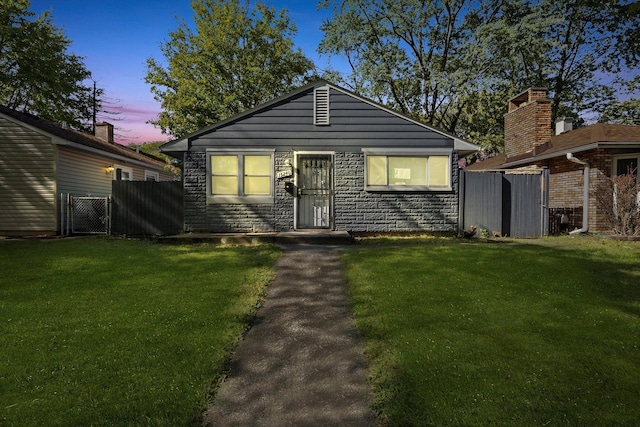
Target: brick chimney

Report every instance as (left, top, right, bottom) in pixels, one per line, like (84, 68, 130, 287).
(94, 122, 114, 144)
(504, 88, 552, 158)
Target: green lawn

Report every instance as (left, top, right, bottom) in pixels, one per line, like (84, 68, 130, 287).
(0, 237, 279, 426)
(343, 236, 640, 426)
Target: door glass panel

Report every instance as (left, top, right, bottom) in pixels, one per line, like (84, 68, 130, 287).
(298, 155, 332, 228)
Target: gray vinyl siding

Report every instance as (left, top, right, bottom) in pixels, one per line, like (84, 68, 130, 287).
(189, 89, 453, 152)
(57, 147, 171, 197)
(0, 116, 56, 233)
(57, 146, 113, 197)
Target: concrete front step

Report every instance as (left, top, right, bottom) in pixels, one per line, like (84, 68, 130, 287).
(157, 231, 354, 245)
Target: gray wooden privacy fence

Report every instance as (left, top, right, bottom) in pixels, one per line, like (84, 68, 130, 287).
(111, 181, 183, 235)
(459, 169, 549, 238)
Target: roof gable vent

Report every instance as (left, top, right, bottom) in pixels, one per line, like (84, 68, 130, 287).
(314, 86, 330, 125)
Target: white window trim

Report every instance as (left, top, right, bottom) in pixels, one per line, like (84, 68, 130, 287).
(363, 148, 453, 192)
(113, 164, 133, 181)
(145, 170, 159, 181)
(206, 149, 275, 204)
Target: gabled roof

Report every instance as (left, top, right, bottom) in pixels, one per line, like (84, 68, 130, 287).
(0, 105, 167, 169)
(466, 123, 640, 170)
(160, 80, 479, 157)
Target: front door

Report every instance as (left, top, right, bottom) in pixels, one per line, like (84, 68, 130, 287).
(296, 154, 332, 229)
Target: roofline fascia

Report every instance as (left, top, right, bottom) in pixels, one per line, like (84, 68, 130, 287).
(0, 110, 61, 141)
(499, 143, 599, 168)
(169, 80, 327, 145)
(500, 140, 640, 169)
(1, 111, 165, 169)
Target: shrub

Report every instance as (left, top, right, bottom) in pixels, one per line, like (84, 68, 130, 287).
(595, 172, 640, 235)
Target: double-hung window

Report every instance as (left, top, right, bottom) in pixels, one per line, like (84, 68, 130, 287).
(207, 150, 274, 204)
(364, 149, 452, 191)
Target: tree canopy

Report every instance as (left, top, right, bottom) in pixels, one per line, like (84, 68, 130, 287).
(0, 0, 96, 130)
(319, 0, 640, 154)
(145, 0, 315, 138)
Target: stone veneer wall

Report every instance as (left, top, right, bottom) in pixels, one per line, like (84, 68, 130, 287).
(184, 151, 460, 233)
(183, 151, 294, 233)
(333, 152, 459, 232)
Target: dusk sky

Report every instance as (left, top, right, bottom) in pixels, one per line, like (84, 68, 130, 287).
(29, 0, 339, 144)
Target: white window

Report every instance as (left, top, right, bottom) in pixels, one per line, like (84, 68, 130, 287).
(364, 150, 452, 191)
(145, 170, 159, 181)
(207, 150, 274, 204)
(113, 165, 133, 181)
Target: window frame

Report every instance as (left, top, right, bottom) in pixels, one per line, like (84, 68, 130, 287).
(206, 149, 275, 204)
(612, 153, 640, 179)
(363, 148, 453, 192)
(144, 170, 159, 181)
(113, 164, 133, 181)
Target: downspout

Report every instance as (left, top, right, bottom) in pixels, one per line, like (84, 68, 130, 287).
(566, 153, 589, 234)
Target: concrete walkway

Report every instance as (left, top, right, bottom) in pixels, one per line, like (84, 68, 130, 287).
(202, 244, 375, 426)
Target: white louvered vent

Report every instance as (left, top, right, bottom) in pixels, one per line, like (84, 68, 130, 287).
(314, 86, 330, 125)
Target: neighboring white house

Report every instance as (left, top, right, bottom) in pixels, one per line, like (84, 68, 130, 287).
(0, 105, 175, 236)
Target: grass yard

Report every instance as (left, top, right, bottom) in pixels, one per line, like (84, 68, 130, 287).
(343, 236, 640, 426)
(0, 237, 279, 426)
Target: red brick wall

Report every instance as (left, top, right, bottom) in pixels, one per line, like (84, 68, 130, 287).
(546, 149, 612, 232)
(504, 89, 552, 158)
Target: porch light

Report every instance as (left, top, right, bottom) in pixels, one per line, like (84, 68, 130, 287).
(106, 165, 115, 173)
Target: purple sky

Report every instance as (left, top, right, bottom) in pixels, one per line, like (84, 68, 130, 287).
(29, 0, 338, 144)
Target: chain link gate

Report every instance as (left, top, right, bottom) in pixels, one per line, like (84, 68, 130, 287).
(61, 194, 111, 235)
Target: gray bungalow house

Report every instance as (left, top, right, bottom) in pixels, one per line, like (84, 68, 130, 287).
(161, 81, 478, 234)
(0, 105, 175, 236)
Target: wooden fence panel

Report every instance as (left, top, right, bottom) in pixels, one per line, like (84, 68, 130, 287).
(111, 181, 183, 235)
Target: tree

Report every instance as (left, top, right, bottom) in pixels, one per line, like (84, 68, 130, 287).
(595, 172, 640, 235)
(318, 0, 508, 134)
(489, 0, 640, 122)
(0, 0, 96, 130)
(319, 0, 640, 154)
(146, 0, 315, 138)
(596, 76, 640, 125)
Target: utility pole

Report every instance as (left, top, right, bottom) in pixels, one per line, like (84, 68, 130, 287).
(92, 80, 97, 133)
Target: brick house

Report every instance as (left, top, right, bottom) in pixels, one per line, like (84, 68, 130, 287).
(466, 87, 640, 233)
(161, 80, 479, 234)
